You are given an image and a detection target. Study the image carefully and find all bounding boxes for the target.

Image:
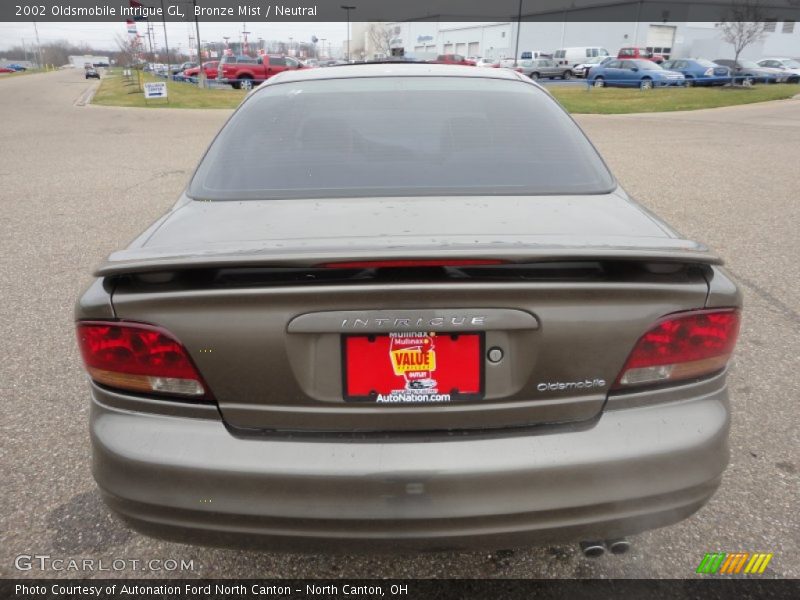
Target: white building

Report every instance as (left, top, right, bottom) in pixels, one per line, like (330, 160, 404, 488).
(381, 19, 800, 63)
(68, 55, 111, 69)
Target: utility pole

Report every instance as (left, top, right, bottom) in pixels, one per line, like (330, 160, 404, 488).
(32, 20, 43, 69)
(191, 0, 205, 87)
(513, 0, 523, 67)
(159, 0, 172, 69)
(340, 5, 355, 61)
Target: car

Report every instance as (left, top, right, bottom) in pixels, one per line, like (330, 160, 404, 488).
(183, 61, 219, 81)
(617, 47, 665, 64)
(475, 57, 498, 67)
(85, 68, 100, 80)
(171, 61, 196, 75)
(0, 66, 15, 74)
(713, 59, 783, 84)
(660, 59, 731, 86)
(516, 58, 573, 80)
(77, 63, 741, 553)
(431, 54, 476, 66)
(5, 63, 27, 71)
(573, 56, 608, 78)
(756, 58, 800, 83)
(217, 54, 305, 89)
(589, 59, 685, 88)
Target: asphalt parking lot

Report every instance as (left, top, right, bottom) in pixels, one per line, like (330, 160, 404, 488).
(1, 69, 798, 579)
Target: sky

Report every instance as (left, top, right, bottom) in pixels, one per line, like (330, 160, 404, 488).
(0, 21, 350, 52)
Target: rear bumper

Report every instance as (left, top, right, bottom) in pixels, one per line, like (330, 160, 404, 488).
(90, 378, 730, 552)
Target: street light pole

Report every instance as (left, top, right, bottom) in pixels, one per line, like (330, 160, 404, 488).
(513, 0, 523, 67)
(191, 0, 205, 87)
(340, 5, 355, 61)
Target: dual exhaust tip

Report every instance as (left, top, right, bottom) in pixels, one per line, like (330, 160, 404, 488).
(580, 539, 631, 558)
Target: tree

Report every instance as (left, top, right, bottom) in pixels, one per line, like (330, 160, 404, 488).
(717, 1, 769, 85)
(114, 33, 141, 67)
(367, 23, 392, 59)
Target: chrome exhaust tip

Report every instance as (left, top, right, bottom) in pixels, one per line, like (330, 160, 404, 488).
(580, 541, 606, 558)
(606, 538, 631, 555)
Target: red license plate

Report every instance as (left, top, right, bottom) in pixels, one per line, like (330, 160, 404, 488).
(343, 332, 484, 403)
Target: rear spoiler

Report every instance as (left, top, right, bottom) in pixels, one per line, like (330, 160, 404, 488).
(95, 235, 722, 277)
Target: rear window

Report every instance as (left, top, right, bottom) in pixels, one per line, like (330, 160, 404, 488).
(189, 76, 615, 200)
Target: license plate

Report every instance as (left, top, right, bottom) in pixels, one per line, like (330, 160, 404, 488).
(343, 332, 484, 403)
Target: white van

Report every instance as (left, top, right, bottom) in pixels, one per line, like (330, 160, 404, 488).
(553, 47, 610, 68)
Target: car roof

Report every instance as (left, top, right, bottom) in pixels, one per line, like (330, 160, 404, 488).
(255, 63, 529, 88)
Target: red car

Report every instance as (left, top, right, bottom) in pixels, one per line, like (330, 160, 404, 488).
(430, 54, 476, 66)
(217, 54, 304, 90)
(617, 47, 665, 64)
(184, 61, 219, 80)
(0, 66, 16, 74)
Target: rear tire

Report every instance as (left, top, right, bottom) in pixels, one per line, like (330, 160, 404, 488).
(685, 78, 694, 87)
(562, 70, 572, 80)
(239, 77, 253, 91)
(529, 72, 540, 80)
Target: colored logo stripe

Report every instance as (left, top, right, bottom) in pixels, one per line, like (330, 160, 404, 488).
(696, 552, 773, 574)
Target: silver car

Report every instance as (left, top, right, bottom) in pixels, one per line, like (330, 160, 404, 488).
(77, 64, 741, 553)
(517, 58, 573, 80)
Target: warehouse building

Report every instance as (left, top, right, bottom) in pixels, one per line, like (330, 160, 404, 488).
(378, 19, 799, 64)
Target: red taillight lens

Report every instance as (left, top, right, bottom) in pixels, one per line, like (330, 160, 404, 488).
(76, 321, 210, 400)
(613, 308, 741, 390)
(319, 259, 506, 269)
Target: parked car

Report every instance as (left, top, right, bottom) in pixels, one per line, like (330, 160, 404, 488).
(713, 59, 784, 84)
(553, 47, 610, 69)
(5, 63, 27, 71)
(77, 63, 742, 553)
(660, 59, 731, 86)
(183, 61, 219, 81)
(431, 54, 476, 66)
(85, 67, 100, 80)
(217, 54, 305, 90)
(172, 62, 196, 75)
(617, 47, 665, 64)
(589, 59, 685, 88)
(517, 58, 573, 80)
(756, 58, 800, 83)
(573, 56, 609, 78)
(0, 66, 15, 74)
(475, 57, 498, 67)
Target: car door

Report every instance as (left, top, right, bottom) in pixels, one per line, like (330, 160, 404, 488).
(600, 59, 622, 83)
(542, 59, 560, 78)
(619, 60, 639, 85)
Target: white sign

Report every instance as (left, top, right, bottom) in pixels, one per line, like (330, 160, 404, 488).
(143, 81, 168, 99)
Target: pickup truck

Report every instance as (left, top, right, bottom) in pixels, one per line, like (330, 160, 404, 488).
(430, 54, 476, 66)
(617, 47, 665, 64)
(217, 54, 305, 90)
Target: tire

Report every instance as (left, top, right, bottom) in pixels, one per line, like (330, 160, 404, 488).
(640, 78, 653, 90)
(743, 77, 753, 87)
(239, 76, 253, 91)
(562, 70, 572, 80)
(593, 77, 605, 88)
(529, 72, 539, 80)
(685, 78, 694, 87)
(230, 81, 241, 90)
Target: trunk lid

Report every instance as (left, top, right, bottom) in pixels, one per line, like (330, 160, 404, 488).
(105, 193, 716, 433)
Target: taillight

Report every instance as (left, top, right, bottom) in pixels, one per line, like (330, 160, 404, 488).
(319, 259, 506, 269)
(613, 308, 740, 390)
(76, 321, 211, 400)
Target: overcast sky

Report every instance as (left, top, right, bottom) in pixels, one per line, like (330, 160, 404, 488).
(0, 21, 351, 52)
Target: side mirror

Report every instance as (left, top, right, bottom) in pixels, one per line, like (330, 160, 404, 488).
(631, 67, 639, 72)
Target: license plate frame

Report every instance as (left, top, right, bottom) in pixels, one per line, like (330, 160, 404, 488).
(341, 332, 485, 403)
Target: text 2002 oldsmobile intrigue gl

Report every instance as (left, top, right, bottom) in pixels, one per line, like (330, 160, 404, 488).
(76, 65, 741, 553)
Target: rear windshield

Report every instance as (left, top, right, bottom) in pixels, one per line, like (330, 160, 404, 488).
(188, 76, 615, 200)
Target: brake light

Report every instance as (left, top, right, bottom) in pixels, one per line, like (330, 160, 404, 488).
(76, 321, 210, 400)
(613, 308, 740, 389)
(319, 259, 506, 269)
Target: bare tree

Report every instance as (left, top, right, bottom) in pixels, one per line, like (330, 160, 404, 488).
(114, 33, 141, 67)
(367, 23, 392, 59)
(717, 1, 769, 84)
